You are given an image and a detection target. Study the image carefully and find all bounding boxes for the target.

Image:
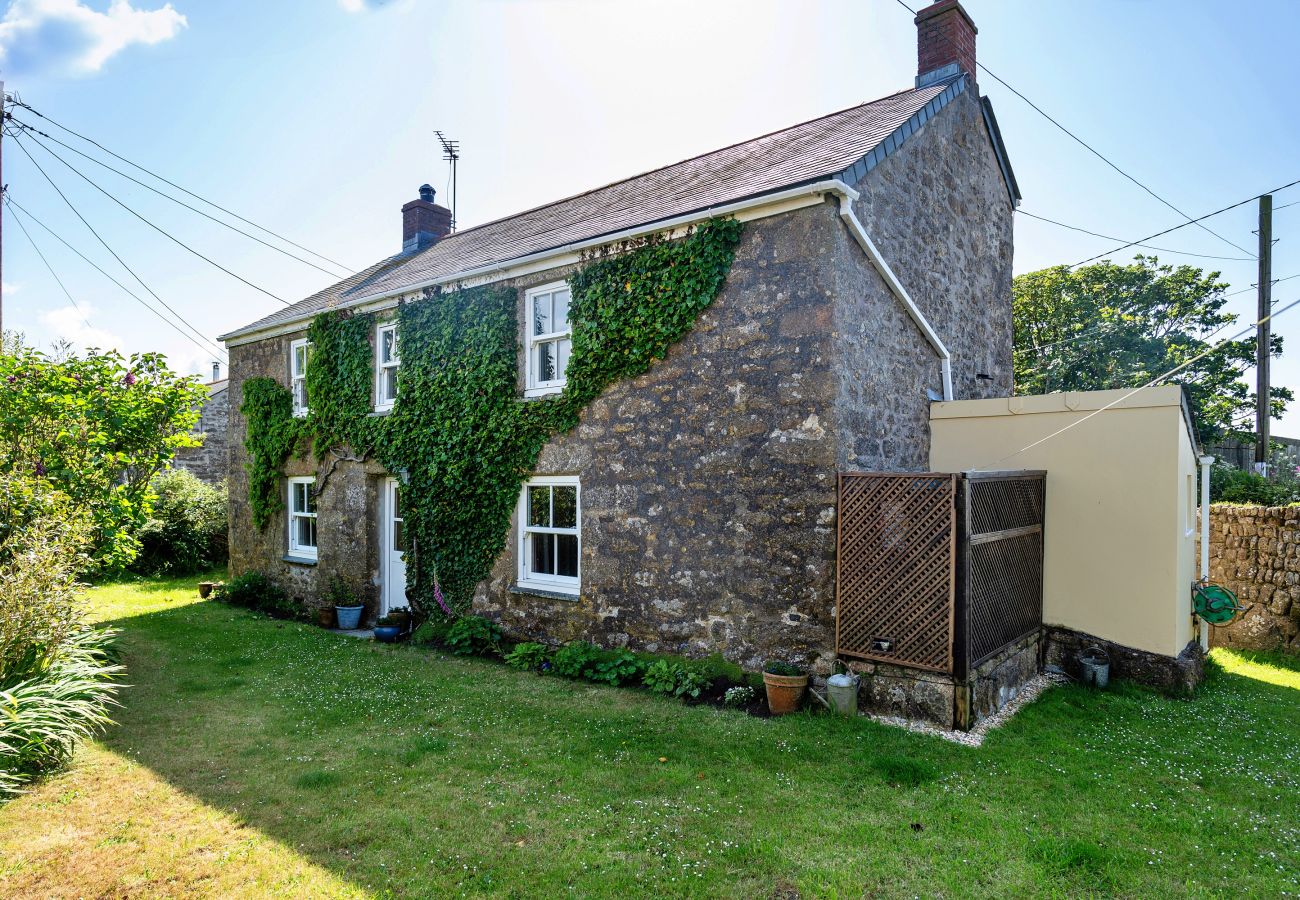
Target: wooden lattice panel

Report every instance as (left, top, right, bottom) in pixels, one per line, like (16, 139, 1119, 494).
(836, 473, 956, 672)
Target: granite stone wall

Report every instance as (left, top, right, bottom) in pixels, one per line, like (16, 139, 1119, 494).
(1205, 505, 1300, 653)
(173, 383, 230, 486)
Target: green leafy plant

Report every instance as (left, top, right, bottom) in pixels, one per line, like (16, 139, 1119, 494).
(241, 218, 744, 616)
(324, 575, 361, 608)
(723, 685, 755, 708)
(763, 660, 803, 677)
(444, 616, 502, 657)
(1210, 462, 1300, 505)
(589, 648, 645, 686)
(552, 641, 604, 679)
(504, 642, 552, 671)
(411, 616, 452, 645)
(643, 659, 708, 699)
(215, 571, 305, 621)
(130, 469, 228, 576)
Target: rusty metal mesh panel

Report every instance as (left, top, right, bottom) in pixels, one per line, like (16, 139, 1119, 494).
(965, 474, 1045, 667)
(968, 532, 1043, 666)
(836, 474, 955, 672)
(968, 476, 1044, 535)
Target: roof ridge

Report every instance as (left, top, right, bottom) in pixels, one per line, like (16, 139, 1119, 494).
(419, 83, 927, 252)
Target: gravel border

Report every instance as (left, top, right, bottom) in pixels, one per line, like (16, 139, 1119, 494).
(862, 672, 1070, 747)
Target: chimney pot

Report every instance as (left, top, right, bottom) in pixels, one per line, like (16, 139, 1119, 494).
(914, 0, 977, 87)
(401, 183, 453, 254)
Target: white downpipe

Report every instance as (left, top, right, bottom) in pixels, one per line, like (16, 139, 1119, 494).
(1198, 453, 1214, 651)
(831, 191, 953, 401)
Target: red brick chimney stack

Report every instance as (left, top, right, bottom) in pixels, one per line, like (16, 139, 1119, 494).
(915, 0, 977, 87)
(401, 184, 453, 254)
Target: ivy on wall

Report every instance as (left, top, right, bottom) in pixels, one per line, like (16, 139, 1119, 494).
(241, 217, 744, 614)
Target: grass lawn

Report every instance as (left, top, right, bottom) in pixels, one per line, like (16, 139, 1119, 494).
(1, 575, 1297, 898)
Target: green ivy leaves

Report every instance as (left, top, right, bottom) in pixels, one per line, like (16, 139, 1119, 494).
(241, 217, 743, 617)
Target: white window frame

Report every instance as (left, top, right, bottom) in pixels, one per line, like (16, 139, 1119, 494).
(517, 475, 580, 595)
(287, 476, 318, 561)
(290, 338, 310, 417)
(524, 282, 572, 398)
(375, 322, 400, 412)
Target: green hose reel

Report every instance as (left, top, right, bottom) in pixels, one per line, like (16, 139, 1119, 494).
(1192, 582, 1244, 625)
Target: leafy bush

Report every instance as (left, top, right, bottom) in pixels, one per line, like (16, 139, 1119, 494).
(589, 648, 645, 686)
(0, 476, 121, 795)
(130, 469, 228, 576)
(643, 659, 709, 699)
(1210, 463, 1300, 506)
(723, 685, 755, 708)
(763, 660, 804, 677)
(411, 616, 452, 645)
(504, 642, 552, 671)
(324, 575, 362, 607)
(444, 616, 502, 657)
(215, 571, 305, 621)
(552, 641, 604, 679)
(0, 627, 122, 795)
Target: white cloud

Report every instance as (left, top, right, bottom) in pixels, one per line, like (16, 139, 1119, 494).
(337, 0, 409, 13)
(337, 0, 367, 11)
(0, 0, 187, 77)
(1, 281, 18, 294)
(39, 302, 121, 351)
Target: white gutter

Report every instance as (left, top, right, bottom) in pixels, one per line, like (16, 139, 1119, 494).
(830, 191, 953, 400)
(1198, 453, 1214, 651)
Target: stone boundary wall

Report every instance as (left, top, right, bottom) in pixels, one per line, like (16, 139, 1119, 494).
(1204, 505, 1300, 653)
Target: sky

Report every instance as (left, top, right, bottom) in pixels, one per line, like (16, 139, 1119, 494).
(2, 0, 1299, 432)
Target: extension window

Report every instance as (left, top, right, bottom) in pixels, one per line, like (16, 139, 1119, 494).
(517, 476, 580, 595)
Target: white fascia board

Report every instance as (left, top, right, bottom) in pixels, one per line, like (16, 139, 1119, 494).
(220, 181, 858, 348)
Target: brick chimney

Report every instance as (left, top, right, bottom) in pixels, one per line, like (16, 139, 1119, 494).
(915, 0, 976, 88)
(401, 184, 452, 254)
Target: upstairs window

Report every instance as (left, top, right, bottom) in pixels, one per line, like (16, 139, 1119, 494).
(287, 476, 318, 560)
(517, 476, 580, 594)
(525, 283, 572, 396)
(375, 322, 399, 411)
(290, 338, 311, 417)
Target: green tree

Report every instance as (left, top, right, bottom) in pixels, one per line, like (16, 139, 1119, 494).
(1013, 255, 1289, 444)
(0, 346, 207, 572)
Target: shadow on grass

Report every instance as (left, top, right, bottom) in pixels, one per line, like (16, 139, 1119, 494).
(87, 599, 1300, 897)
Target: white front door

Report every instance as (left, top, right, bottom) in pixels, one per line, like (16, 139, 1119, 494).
(381, 478, 408, 616)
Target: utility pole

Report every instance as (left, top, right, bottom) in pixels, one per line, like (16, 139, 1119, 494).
(1255, 194, 1274, 475)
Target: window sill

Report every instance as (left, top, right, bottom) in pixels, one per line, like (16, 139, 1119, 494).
(368, 407, 394, 417)
(523, 385, 564, 400)
(283, 554, 318, 566)
(510, 583, 580, 602)
(292, 410, 309, 419)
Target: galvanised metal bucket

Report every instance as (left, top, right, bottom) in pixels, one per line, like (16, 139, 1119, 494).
(1079, 647, 1110, 689)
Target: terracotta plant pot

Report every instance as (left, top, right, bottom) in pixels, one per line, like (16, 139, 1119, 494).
(198, 581, 215, 599)
(763, 672, 809, 715)
(317, 607, 335, 629)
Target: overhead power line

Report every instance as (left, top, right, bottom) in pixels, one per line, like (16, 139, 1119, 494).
(3, 193, 95, 333)
(1016, 210, 1252, 262)
(6, 139, 228, 360)
(12, 129, 292, 306)
(6, 195, 228, 362)
(9, 117, 350, 280)
(8, 96, 357, 274)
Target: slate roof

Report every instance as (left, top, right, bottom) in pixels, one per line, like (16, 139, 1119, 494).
(223, 76, 971, 342)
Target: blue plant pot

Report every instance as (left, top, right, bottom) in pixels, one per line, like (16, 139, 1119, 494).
(374, 625, 402, 643)
(335, 605, 364, 630)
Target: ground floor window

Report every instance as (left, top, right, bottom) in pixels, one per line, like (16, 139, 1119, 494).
(288, 476, 318, 560)
(517, 475, 579, 594)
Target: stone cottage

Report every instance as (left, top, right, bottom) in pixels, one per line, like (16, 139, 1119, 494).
(172, 363, 230, 486)
(219, 0, 1018, 672)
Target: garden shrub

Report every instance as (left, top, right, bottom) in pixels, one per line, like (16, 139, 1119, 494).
(411, 616, 452, 645)
(130, 469, 228, 576)
(552, 641, 604, 679)
(215, 571, 305, 621)
(504, 642, 552, 671)
(0, 475, 121, 795)
(643, 659, 709, 699)
(444, 616, 502, 657)
(1210, 462, 1300, 506)
(589, 648, 645, 686)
